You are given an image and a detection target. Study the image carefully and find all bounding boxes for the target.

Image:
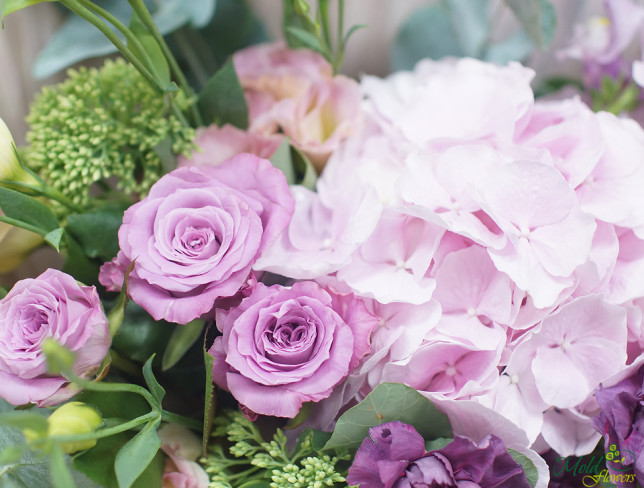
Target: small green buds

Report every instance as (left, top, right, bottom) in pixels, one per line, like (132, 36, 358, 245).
(47, 402, 102, 454)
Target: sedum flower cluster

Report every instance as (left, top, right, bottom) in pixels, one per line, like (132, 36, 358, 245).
(202, 410, 347, 488)
(26, 58, 196, 209)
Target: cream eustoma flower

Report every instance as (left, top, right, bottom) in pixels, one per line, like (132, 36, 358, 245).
(0, 117, 43, 272)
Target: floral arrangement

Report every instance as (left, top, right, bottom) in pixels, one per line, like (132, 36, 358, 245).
(0, 0, 643, 487)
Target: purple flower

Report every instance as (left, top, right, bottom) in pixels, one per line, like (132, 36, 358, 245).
(346, 421, 531, 488)
(208, 281, 378, 418)
(100, 153, 294, 324)
(0, 269, 111, 407)
(593, 363, 644, 487)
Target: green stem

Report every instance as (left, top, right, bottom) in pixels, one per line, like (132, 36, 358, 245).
(318, 0, 332, 53)
(59, 0, 163, 94)
(0, 215, 47, 236)
(335, 0, 345, 72)
(127, 0, 203, 127)
(77, 0, 158, 80)
(65, 369, 158, 408)
(161, 410, 202, 431)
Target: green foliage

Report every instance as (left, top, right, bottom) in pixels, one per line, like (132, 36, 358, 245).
(508, 449, 539, 488)
(197, 60, 249, 128)
(162, 319, 204, 371)
(323, 383, 452, 452)
(591, 76, 641, 115)
(0, 0, 54, 27)
(391, 0, 555, 71)
(269, 139, 318, 190)
(204, 410, 347, 487)
(32, 0, 217, 79)
(26, 58, 196, 210)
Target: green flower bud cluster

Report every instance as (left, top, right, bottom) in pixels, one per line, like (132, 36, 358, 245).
(26, 58, 196, 209)
(269, 455, 346, 488)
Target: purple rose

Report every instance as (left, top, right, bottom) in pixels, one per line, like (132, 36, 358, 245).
(208, 281, 378, 418)
(0, 269, 110, 407)
(593, 363, 644, 488)
(100, 153, 294, 324)
(346, 421, 531, 488)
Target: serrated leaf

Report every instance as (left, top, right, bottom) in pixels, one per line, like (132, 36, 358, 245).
(202, 337, 216, 455)
(323, 383, 452, 452)
(504, 0, 556, 49)
(0, 186, 58, 234)
(44, 228, 64, 251)
(1, 0, 54, 27)
(508, 449, 539, 488)
(114, 419, 162, 488)
(162, 320, 204, 371)
(142, 356, 165, 405)
(49, 445, 76, 488)
(197, 59, 248, 129)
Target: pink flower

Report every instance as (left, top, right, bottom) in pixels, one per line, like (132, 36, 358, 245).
(100, 154, 294, 324)
(178, 124, 282, 168)
(0, 269, 110, 406)
(158, 424, 209, 488)
(208, 281, 378, 418)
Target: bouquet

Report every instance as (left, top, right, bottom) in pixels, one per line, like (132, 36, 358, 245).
(0, 0, 643, 487)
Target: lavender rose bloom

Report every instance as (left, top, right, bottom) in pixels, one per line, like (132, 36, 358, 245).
(593, 364, 644, 487)
(208, 281, 378, 418)
(100, 153, 294, 324)
(346, 421, 531, 488)
(0, 269, 110, 407)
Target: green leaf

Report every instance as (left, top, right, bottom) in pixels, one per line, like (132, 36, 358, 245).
(66, 202, 129, 261)
(44, 228, 64, 251)
(237, 481, 271, 488)
(114, 419, 162, 488)
(445, 0, 490, 57)
(197, 59, 248, 129)
(33, 0, 217, 79)
(508, 449, 539, 488)
(74, 432, 163, 488)
(484, 29, 534, 64)
(323, 383, 452, 452)
(62, 234, 100, 288)
(504, 0, 556, 49)
(291, 145, 317, 190)
(75, 391, 149, 422)
(391, 3, 465, 71)
(270, 139, 296, 185)
(162, 320, 204, 371)
(142, 356, 166, 405)
(0, 413, 48, 435)
(1, 0, 54, 27)
(285, 26, 330, 58)
(202, 340, 216, 455)
(49, 445, 76, 488)
(0, 186, 58, 234)
(425, 437, 452, 451)
(128, 12, 171, 87)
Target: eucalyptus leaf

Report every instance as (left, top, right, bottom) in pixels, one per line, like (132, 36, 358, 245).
(162, 320, 204, 371)
(0, 186, 58, 235)
(508, 449, 539, 488)
(142, 356, 166, 405)
(197, 59, 248, 128)
(484, 30, 534, 64)
(323, 383, 452, 452)
(1, 0, 54, 27)
(445, 0, 490, 57)
(114, 419, 162, 488)
(504, 0, 556, 49)
(33, 0, 217, 79)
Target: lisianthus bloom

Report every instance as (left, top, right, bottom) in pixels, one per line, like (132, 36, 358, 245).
(208, 281, 378, 418)
(593, 360, 644, 487)
(158, 424, 209, 488)
(0, 269, 111, 406)
(100, 153, 294, 325)
(177, 124, 282, 168)
(346, 421, 530, 488)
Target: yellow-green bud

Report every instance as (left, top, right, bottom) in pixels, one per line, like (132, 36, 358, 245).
(0, 117, 36, 184)
(47, 401, 102, 454)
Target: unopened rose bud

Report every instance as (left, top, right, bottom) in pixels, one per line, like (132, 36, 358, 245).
(47, 401, 102, 454)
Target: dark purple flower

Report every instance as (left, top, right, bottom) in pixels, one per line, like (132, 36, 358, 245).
(593, 364, 644, 488)
(346, 421, 530, 488)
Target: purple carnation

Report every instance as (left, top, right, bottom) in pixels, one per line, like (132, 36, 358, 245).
(593, 364, 644, 488)
(346, 421, 530, 488)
